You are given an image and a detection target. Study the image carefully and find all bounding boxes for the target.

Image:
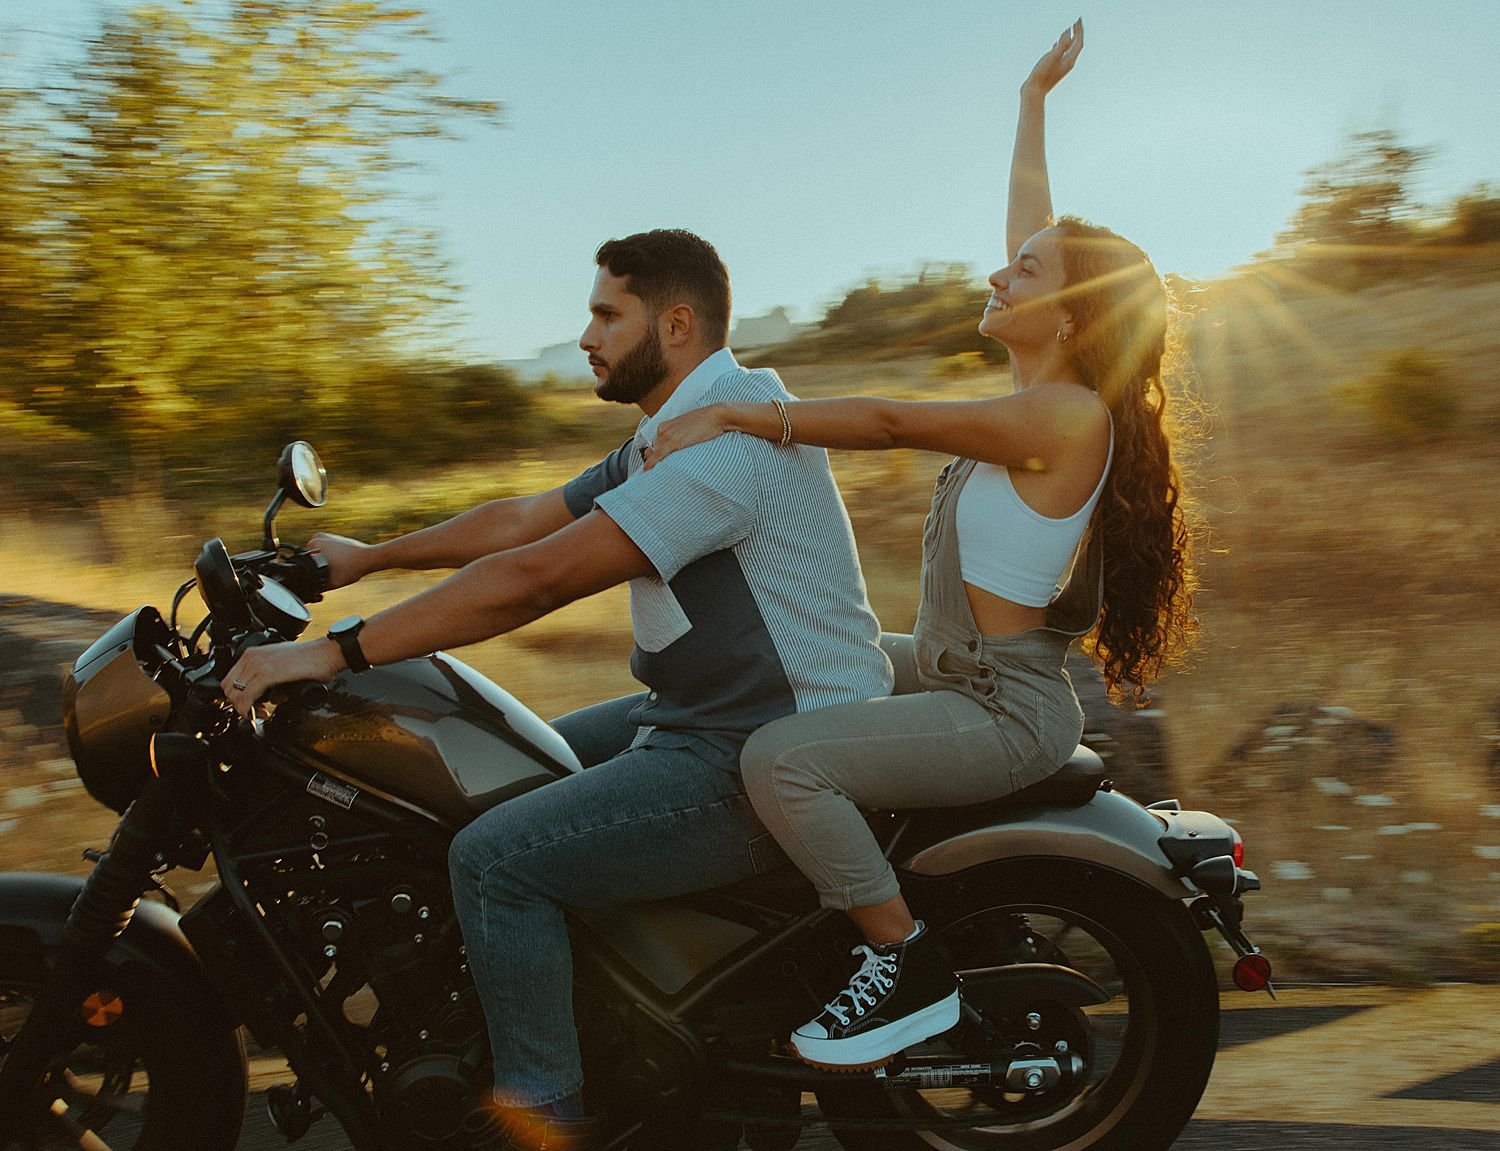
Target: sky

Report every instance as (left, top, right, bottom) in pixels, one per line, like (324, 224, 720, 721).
(4, 1, 1498, 363)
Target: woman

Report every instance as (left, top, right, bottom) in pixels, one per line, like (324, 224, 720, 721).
(646, 20, 1197, 1071)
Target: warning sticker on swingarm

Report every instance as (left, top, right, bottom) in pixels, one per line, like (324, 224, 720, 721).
(308, 773, 359, 810)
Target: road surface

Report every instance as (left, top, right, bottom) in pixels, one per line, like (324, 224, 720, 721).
(231, 984, 1500, 1149)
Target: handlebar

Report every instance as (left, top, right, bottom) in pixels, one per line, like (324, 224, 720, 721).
(262, 548, 329, 604)
(194, 540, 328, 653)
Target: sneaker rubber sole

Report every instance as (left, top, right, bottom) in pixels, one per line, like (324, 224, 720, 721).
(789, 988, 961, 1070)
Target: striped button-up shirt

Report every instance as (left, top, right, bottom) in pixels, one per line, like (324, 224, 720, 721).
(563, 348, 891, 758)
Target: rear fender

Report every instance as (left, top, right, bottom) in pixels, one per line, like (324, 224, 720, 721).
(0, 871, 237, 1033)
(896, 789, 1190, 900)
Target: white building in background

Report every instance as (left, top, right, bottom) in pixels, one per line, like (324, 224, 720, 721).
(502, 307, 805, 383)
(731, 307, 798, 351)
(502, 340, 592, 384)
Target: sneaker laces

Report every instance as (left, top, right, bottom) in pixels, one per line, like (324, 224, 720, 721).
(823, 944, 899, 1026)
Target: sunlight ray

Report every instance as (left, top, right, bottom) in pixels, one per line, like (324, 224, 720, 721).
(1223, 271, 1348, 382)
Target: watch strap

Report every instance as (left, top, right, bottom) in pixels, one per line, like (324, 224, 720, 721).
(328, 616, 371, 674)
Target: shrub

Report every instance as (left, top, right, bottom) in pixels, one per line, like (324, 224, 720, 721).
(927, 352, 989, 380)
(1339, 348, 1460, 442)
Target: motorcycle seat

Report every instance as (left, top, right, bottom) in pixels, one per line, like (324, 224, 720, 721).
(874, 743, 1108, 821)
(697, 749, 1110, 915)
(990, 743, 1109, 809)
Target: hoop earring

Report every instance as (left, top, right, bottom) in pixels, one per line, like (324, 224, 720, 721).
(1056, 329, 1071, 344)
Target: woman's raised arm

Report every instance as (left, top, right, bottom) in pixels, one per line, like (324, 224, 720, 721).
(1007, 20, 1083, 260)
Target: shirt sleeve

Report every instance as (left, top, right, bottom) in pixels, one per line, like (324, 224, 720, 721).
(594, 432, 764, 581)
(562, 437, 636, 519)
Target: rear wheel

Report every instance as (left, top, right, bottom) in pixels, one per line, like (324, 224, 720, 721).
(0, 949, 246, 1150)
(818, 860, 1219, 1151)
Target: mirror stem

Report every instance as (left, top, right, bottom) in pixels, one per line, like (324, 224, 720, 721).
(262, 489, 288, 551)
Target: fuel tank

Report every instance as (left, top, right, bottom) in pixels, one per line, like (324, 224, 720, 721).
(267, 653, 581, 825)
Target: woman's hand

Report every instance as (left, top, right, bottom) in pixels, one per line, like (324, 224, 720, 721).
(221, 637, 345, 720)
(643, 404, 734, 469)
(1021, 19, 1083, 100)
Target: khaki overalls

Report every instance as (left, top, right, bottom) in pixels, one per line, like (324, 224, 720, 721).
(741, 457, 1105, 911)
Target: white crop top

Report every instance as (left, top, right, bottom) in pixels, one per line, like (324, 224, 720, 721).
(955, 423, 1114, 608)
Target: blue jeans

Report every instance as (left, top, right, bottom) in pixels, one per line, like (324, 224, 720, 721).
(448, 694, 779, 1108)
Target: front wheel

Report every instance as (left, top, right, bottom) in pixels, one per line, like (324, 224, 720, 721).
(0, 945, 247, 1150)
(818, 859, 1220, 1151)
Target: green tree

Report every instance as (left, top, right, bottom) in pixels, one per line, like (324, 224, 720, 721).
(0, 83, 103, 500)
(775, 263, 1006, 365)
(1270, 129, 1432, 288)
(0, 87, 51, 384)
(1442, 183, 1500, 247)
(1277, 129, 1430, 251)
(1, 0, 503, 501)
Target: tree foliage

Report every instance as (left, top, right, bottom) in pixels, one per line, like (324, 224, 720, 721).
(769, 263, 1007, 366)
(1441, 183, 1500, 247)
(1267, 129, 1500, 289)
(1276, 129, 1431, 252)
(0, 0, 518, 508)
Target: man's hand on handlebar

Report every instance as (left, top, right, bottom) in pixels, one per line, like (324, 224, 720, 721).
(222, 637, 345, 720)
(306, 532, 374, 591)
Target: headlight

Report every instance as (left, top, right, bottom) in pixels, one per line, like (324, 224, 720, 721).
(62, 608, 174, 813)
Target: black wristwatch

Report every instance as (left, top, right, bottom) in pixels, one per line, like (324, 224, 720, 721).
(327, 615, 371, 673)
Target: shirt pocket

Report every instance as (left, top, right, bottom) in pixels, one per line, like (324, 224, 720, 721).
(629, 578, 693, 653)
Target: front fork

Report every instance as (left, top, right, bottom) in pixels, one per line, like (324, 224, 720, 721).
(0, 781, 178, 1135)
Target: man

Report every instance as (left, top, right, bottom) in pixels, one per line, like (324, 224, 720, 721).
(223, 229, 891, 1150)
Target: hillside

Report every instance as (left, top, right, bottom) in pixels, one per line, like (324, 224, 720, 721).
(2, 273, 1498, 977)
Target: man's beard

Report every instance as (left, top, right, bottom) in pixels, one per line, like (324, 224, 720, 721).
(595, 324, 668, 405)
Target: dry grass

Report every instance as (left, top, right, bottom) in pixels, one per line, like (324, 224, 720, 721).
(3, 275, 1500, 977)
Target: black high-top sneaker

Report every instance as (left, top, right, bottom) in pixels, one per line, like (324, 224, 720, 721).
(790, 921, 961, 1070)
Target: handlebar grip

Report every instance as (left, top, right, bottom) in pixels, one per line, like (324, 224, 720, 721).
(301, 550, 330, 593)
(272, 549, 329, 602)
(231, 630, 277, 663)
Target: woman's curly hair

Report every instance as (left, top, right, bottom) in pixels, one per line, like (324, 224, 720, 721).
(1051, 216, 1198, 704)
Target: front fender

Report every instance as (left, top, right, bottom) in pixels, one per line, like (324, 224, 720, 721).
(896, 789, 1191, 900)
(0, 871, 237, 1033)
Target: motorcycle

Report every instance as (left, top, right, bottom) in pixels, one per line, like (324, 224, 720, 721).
(0, 442, 1271, 1151)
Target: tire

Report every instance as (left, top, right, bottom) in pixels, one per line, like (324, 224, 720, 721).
(817, 859, 1219, 1151)
(0, 945, 247, 1150)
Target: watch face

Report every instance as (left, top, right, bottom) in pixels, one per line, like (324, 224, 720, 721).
(330, 615, 363, 636)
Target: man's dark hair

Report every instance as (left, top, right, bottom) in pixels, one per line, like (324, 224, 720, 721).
(595, 229, 732, 348)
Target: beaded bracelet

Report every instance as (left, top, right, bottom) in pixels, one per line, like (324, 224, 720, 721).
(771, 398, 793, 446)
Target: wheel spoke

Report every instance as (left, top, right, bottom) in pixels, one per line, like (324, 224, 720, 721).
(46, 1097, 122, 1151)
(1037, 921, 1079, 959)
(60, 1066, 147, 1116)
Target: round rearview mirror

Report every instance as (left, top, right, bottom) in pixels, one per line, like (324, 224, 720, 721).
(277, 441, 327, 508)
